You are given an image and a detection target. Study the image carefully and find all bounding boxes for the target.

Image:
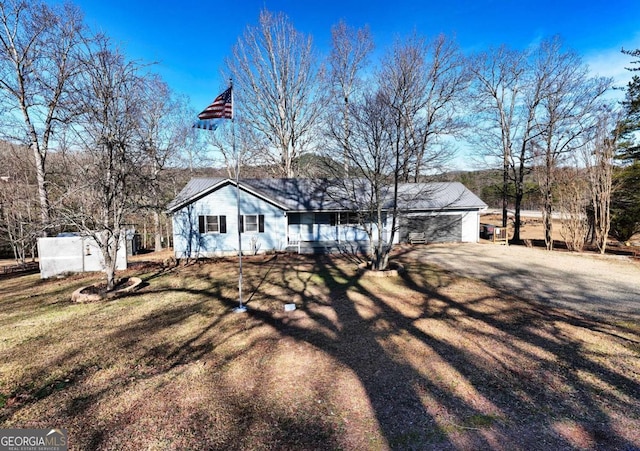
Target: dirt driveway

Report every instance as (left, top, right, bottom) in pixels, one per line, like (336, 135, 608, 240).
(411, 243, 640, 320)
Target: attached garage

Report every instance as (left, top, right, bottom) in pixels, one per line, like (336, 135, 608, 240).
(396, 182, 488, 244)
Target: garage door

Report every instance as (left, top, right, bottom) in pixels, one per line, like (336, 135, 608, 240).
(403, 214, 462, 243)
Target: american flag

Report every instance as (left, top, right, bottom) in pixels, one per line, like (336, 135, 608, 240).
(197, 87, 232, 120)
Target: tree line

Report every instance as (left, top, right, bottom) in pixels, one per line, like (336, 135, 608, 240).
(0, 2, 638, 281)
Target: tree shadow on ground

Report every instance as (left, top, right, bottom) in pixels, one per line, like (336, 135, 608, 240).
(3, 251, 639, 449)
(244, 251, 640, 449)
(394, 247, 640, 448)
(84, 252, 640, 448)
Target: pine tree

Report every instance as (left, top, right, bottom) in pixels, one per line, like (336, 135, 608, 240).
(610, 49, 640, 241)
(618, 49, 640, 161)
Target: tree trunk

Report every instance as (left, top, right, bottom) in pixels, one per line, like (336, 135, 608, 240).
(513, 193, 522, 242)
(154, 210, 163, 252)
(511, 168, 525, 243)
(343, 98, 350, 177)
(373, 217, 389, 271)
(99, 232, 119, 292)
(165, 216, 172, 249)
(543, 190, 553, 251)
(143, 220, 147, 249)
(31, 143, 51, 236)
(502, 156, 509, 228)
(594, 198, 610, 254)
(102, 246, 116, 291)
(105, 263, 116, 291)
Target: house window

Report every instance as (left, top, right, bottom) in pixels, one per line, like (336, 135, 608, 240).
(240, 214, 265, 233)
(199, 215, 226, 234)
(245, 215, 258, 232)
(206, 216, 220, 233)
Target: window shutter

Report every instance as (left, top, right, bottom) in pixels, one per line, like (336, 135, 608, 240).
(258, 215, 264, 233)
(220, 216, 227, 234)
(199, 216, 205, 233)
(239, 215, 244, 233)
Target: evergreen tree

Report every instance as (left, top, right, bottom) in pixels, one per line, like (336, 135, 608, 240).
(618, 48, 640, 160)
(610, 49, 640, 241)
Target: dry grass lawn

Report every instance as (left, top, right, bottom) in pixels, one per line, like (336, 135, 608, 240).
(0, 249, 639, 450)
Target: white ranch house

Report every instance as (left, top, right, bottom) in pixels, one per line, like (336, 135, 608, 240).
(167, 178, 487, 258)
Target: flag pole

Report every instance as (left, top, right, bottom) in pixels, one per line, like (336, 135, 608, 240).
(231, 79, 246, 313)
(193, 81, 244, 313)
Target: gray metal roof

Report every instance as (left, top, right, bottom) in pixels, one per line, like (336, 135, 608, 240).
(396, 182, 488, 210)
(166, 178, 226, 212)
(166, 178, 487, 213)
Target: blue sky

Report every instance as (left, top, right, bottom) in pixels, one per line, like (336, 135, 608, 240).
(48, 0, 640, 114)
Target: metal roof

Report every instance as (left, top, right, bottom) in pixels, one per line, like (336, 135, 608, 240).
(240, 178, 349, 211)
(166, 178, 226, 212)
(166, 178, 487, 213)
(396, 182, 488, 210)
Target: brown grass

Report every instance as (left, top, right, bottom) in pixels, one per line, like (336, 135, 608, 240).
(0, 250, 638, 450)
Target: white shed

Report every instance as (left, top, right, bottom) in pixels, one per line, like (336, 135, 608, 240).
(38, 235, 127, 279)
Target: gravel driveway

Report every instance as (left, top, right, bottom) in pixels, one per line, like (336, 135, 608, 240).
(412, 243, 640, 320)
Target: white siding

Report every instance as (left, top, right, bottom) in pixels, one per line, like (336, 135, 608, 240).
(38, 236, 127, 279)
(317, 224, 337, 241)
(461, 210, 481, 243)
(172, 184, 287, 258)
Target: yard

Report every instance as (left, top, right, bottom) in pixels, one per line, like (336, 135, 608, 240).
(0, 246, 639, 450)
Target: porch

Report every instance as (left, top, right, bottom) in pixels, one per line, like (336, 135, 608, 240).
(286, 212, 382, 245)
(286, 240, 370, 255)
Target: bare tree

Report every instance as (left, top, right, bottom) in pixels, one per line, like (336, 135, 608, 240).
(379, 35, 426, 181)
(326, 20, 374, 176)
(0, 175, 38, 261)
(470, 46, 533, 238)
(533, 37, 612, 250)
(556, 164, 589, 252)
(370, 36, 434, 266)
(171, 123, 217, 173)
(226, 9, 322, 177)
(405, 34, 470, 181)
(324, 34, 460, 270)
(0, 0, 87, 235)
(328, 90, 396, 270)
(583, 108, 619, 253)
(0, 142, 39, 262)
(136, 76, 191, 251)
(62, 40, 148, 290)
